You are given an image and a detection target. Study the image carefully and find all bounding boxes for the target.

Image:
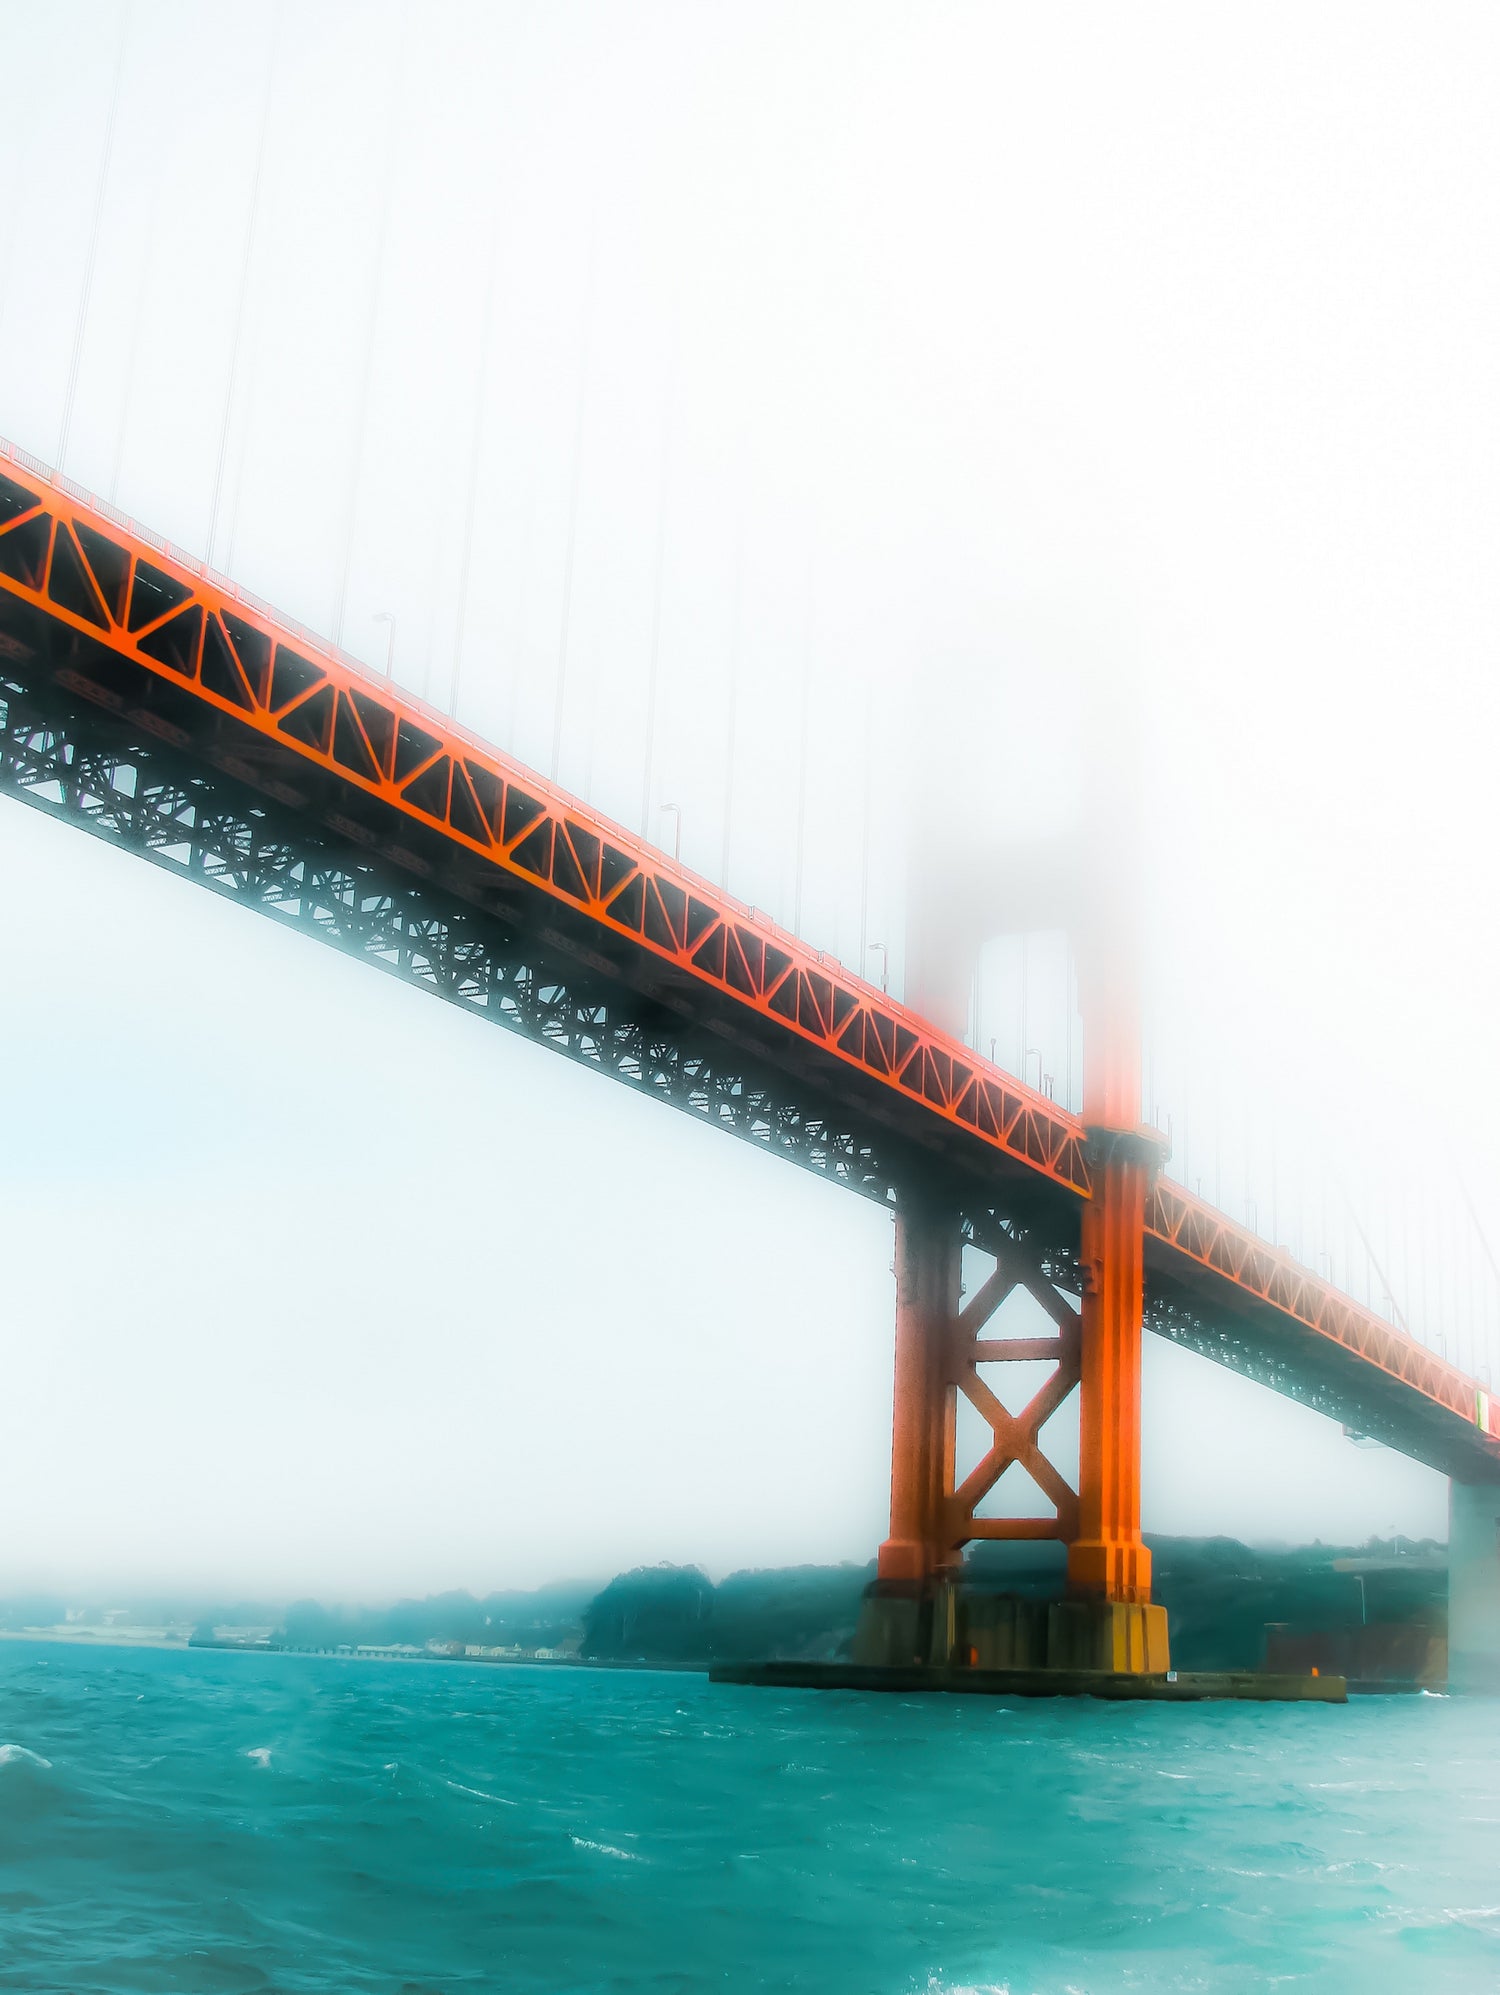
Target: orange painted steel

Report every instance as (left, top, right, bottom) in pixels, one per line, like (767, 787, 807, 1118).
(1067, 896, 1153, 1601)
(878, 1203, 1084, 1584)
(0, 439, 1089, 1203)
(2, 431, 1499, 1543)
(1069, 1131, 1154, 1604)
(878, 1199, 962, 1584)
(1146, 1178, 1500, 1454)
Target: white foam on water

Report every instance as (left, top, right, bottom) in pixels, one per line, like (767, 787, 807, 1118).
(0, 1743, 51, 1769)
(446, 1778, 517, 1806)
(920, 1979, 1011, 1994)
(244, 1746, 273, 1767)
(569, 1834, 644, 1862)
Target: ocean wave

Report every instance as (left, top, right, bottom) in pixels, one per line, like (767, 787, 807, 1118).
(569, 1834, 644, 1861)
(445, 1779, 517, 1806)
(918, 1979, 1011, 1994)
(0, 1743, 52, 1769)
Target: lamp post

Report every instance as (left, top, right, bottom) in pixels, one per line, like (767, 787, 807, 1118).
(658, 802, 681, 861)
(868, 941, 888, 994)
(372, 610, 396, 679)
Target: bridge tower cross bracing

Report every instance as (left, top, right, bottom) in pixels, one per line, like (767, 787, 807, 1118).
(862, 812, 1170, 1670)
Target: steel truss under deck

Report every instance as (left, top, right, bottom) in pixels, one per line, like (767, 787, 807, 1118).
(0, 668, 903, 1205)
(0, 430, 1496, 1486)
(1, 662, 1484, 1479)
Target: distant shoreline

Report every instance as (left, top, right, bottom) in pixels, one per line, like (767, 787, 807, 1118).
(0, 1538, 1448, 1686)
(0, 1630, 707, 1673)
(0, 1628, 189, 1652)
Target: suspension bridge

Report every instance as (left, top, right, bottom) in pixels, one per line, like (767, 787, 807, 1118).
(4, 0, 1499, 1691)
(2, 430, 1497, 1685)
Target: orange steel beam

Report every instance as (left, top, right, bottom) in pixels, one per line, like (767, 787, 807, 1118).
(1069, 1130, 1154, 1603)
(1, 433, 1497, 1492)
(1145, 1178, 1500, 1463)
(878, 1196, 961, 1584)
(879, 1205, 1083, 1584)
(0, 440, 1088, 1204)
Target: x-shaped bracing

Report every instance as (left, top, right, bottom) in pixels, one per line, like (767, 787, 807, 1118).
(944, 1239, 1081, 1547)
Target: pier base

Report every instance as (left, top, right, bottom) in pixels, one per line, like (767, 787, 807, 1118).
(1449, 1480, 1500, 1693)
(714, 1658, 1344, 1703)
(853, 1581, 1169, 1676)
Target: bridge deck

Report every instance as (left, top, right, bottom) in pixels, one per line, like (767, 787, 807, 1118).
(1, 434, 1494, 1482)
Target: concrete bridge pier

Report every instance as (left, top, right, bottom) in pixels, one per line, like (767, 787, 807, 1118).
(1449, 1480, 1500, 1693)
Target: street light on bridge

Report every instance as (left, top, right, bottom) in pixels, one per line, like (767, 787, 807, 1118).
(372, 610, 396, 679)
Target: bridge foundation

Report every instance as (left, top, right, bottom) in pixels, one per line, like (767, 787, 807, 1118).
(1449, 1480, 1500, 1693)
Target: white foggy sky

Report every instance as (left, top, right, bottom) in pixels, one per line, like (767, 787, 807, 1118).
(1, 0, 1496, 1594)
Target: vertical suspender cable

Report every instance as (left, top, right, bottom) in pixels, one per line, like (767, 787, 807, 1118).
(791, 557, 813, 936)
(1339, 1183, 1410, 1335)
(449, 219, 500, 717)
(1270, 1100, 1278, 1246)
(206, 4, 280, 571)
(551, 220, 596, 781)
(222, 304, 264, 575)
(331, 2, 405, 650)
(499, 469, 537, 743)
(418, 444, 454, 705)
(857, 677, 872, 974)
(1460, 1182, 1500, 1371)
(1464, 1201, 1476, 1374)
(639, 344, 677, 837)
(58, 3, 131, 474)
(108, 142, 165, 504)
(720, 507, 745, 887)
(0, 72, 42, 364)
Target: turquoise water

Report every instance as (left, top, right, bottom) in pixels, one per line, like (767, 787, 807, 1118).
(1, 1641, 1497, 1992)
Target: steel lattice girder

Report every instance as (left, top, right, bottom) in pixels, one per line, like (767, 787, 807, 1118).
(1144, 1180, 1498, 1475)
(0, 670, 914, 1207)
(2, 652, 1494, 1481)
(1, 433, 1497, 1484)
(0, 444, 1091, 1203)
